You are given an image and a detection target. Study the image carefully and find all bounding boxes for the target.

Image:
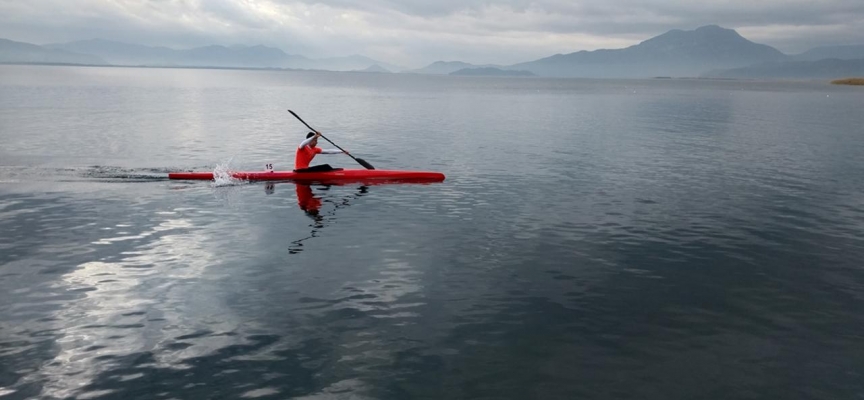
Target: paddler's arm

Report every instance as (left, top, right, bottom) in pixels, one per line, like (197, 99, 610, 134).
(319, 149, 345, 154)
(298, 136, 316, 148)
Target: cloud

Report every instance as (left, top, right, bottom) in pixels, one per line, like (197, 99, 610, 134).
(1, 0, 862, 66)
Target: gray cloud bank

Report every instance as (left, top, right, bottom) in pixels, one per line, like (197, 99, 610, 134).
(1, 0, 863, 67)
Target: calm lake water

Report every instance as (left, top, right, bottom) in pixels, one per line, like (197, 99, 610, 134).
(1, 65, 863, 399)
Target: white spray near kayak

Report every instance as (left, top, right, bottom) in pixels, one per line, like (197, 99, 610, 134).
(211, 157, 245, 187)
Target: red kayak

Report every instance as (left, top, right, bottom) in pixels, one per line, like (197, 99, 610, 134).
(168, 169, 445, 183)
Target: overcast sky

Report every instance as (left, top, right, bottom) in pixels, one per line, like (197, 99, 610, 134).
(1, 0, 863, 67)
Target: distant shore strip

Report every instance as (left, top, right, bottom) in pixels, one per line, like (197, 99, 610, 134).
(831, 78, 864, 85)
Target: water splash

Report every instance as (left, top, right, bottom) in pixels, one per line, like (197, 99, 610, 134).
(211, 158, 246, 187)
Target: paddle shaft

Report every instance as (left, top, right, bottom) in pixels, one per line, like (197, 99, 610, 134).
(288, 110, 374, 170)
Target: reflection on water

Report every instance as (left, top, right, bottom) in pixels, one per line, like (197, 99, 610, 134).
(27, 208, 240, 399)
(0, 180, 451, 398)
(290, 183, 369, 254)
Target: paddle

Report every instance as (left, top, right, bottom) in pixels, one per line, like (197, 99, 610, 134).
(287, 110, 375, 170)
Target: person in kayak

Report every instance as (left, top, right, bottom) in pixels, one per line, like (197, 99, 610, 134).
(295, 132, 345, 172)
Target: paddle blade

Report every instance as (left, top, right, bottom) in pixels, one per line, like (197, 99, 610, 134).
(356, 158, 375, 170)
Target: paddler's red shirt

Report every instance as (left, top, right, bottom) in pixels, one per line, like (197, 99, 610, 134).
(295, 136, 342, 169)
(295, 145, 322, 170)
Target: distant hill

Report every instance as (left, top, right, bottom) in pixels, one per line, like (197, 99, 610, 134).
(406, 61, 503, 75)
(310, 55, 402, 72)
(791, 45, 864, 61)
(449, 67, 535, 77)
(509, 25, 787, 78)
(354, 64, 391, 73)
(46, 39, 310, 68)
(43, 39, 401, 71)
(0, 38, 106, 65)
(47, 39, 194, 66)
(704, 58, 864, 79)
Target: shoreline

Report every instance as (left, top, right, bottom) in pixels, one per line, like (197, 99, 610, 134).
(831, 78, 864, 85)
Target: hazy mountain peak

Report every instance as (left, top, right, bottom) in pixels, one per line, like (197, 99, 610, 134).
(639, 25, 748, 48)
(694, 24, 729, 32)
(510, 25, 786, 78)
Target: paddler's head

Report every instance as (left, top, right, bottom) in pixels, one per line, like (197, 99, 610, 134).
(306, 131, 318, 147)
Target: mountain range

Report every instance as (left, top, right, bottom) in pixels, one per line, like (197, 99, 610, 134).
(0, 38, 107, 65)
(2, 26, 863, 78)
(10, 38, 404, 72)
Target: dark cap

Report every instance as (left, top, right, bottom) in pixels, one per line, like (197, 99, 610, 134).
(306, 132, 316, 139)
